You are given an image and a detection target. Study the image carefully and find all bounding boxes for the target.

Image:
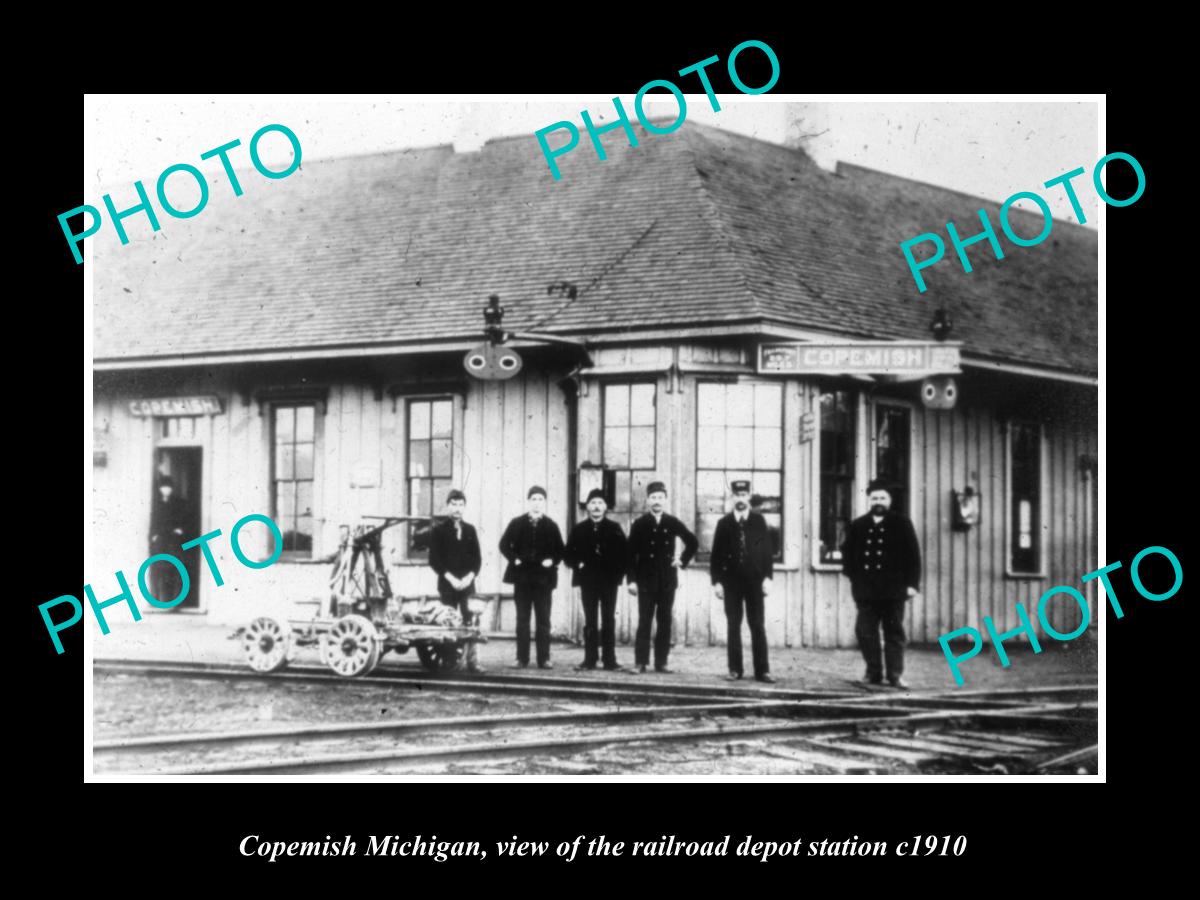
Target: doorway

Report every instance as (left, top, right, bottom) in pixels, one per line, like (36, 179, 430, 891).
(151, 445, 203, 610)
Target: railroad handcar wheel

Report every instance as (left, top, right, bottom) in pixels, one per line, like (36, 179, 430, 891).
(320, 615, 382, 678)
(242, 617, 290, 673)
(417, 642, 462, 673)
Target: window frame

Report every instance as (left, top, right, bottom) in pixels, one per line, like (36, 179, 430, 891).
(403, 394, 458, 562)
(269, 401, 320, 561)
(693, 378, 785, 562)
(1005, 419, 1048, 578)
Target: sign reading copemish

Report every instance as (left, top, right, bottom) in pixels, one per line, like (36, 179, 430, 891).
(939, 545, 1182, 686)
(58, 124, 302, 265)
(41, 513, 283, 654)
(900, 151, 1146, 293)
(534, 39, 780, 181)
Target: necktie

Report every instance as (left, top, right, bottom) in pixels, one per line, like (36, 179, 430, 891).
(737, 517, 747, 562)
(455, 522, 462, 541)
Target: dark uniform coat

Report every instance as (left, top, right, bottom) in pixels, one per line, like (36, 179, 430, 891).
(627, 512, 699, 591)
(564, 517, 628, 588)
(499, 514, 565, 588)
(428, 518, 483, 595)
(841, 511, 922, 601)
(709, 510, 775, 586)
(149, 494, 192, 551)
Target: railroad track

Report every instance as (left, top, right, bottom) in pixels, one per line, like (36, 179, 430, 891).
(93, 658, 1098, 775)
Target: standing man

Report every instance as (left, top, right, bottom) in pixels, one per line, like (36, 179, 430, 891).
(627, 482, 698, 674)
(564, 488, 628, 671)
(428, 489, 484, 673)
(841, 479, 922, 689)
(710, 480, 775, 683)
(499, 485, 565, 669)
(148, 475, 191, 605)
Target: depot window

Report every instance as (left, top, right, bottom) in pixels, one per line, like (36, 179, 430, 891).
(1007, 421, 1045, 576)
(817, 390, 856, 565)
(602, 382, 657, 534)
(695, 381, 783, 558)
(272, 404, 316, 556)
(407, 397, 454, 559)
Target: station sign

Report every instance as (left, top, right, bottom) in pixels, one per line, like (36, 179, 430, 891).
(758, 341, 962, 376)
(129, 396, 223, 416)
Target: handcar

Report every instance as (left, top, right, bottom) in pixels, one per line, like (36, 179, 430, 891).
(238, 516, 485, 677)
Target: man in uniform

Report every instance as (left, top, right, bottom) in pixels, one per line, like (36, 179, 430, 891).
(148, 475, 192, 605)
(627, 482, 698, 674)
(841, 479, 922, 688)
(499, 485, 565, 669)
(428, 489, 484, 673)
(564, 488, 628, 671)
(710, 479, 775, 683)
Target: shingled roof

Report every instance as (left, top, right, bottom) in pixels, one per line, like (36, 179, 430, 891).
(93, 120, 1098, 376)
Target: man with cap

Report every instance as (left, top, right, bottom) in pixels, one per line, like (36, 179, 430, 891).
(148, 475, 193, 606)
(627, 481, 699, 674)
(428, 489, 484, 673)
(499, 486, 565, 669)
(564, 488, 628, 671)
(710, 479, 776, 683)
(841, 479, 922, 688)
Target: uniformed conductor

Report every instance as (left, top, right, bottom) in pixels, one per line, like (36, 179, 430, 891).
(841, 479, 922, 688)
(428, 489, 484, 673)
(710, 479, 775, 683)
(499, 485, 565, 669)
(564, 488, 628, 671)
(627, 482, 698, 674)
(148, 475, 192, 605)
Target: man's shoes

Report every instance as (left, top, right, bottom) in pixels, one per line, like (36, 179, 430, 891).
(636, 664, 648, 674)
(860, 674, 883, 686)
(724, 671, 743, 681)
(512, 661, 530, 669)
(602, 662, 622, 671)
(887, 677, 910, 690)
(654, 666, 673, 674)
(467, 664, 485, 674)
(755, 673, 776, 684)
(575, 662, 597, 671)
(538, 661, 554, 670)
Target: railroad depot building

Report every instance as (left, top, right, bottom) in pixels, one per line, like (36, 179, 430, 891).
(91, 120, 1098, 650)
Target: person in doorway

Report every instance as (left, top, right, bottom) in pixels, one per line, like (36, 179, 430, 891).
(841, 479, 922, 689)
(428, 489, 484, 673)
(148, 475, 191, 605)
(627, 482, 698, 674)
(499, 486, 565, 669)
(564, 488, 628, 671)
(710, 479, 775, 683)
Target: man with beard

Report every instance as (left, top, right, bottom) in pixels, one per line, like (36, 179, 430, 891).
(564, 488, 628, 671)
(841, 479, 922, 689)
(499, 485, 565, 669)
(428, 489, 484, 673)
(627, 482, 698, 674)
(148, 475, 192, 605)
(710, 480, 775, 683)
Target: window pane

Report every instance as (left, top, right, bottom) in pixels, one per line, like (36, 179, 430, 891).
(431, 400, 453, 437)
(275, 481, 296, 521)
(726, 427, 754, 468)
(296, 481, 314, 517)
(295, 406, 314, 441)
(630, 471, 653, 512)
(697, 513, 722, 554)
(275, 444, 295, 480)
(294, 516, 313, 552)
(726, 383, 755, 426)
(696, 470, 727, 514)
(629, 426, 655, 469)
(604, 426, 629, 467)
(697, 383, 724, 426)
(630, 384, 655, 426)
(754, 427, 782, 469)
(275, 406, 294, 441)
(280, 516, 298, 552)
(294, 442, 314, 479)
(753, 470, 782, 500)
(697, 426, 725, 468)
(763, 513, 782, 559)
(755, 384, 782, 427)
(431, 438, 452, 477)
(605, 384, 630, 427)
(409, 439, 430, 477)
(409, 401, 431, 439)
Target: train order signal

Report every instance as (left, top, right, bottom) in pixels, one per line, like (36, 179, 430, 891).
(921, 375, 957, 409)
(464, 342, 523, 380)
